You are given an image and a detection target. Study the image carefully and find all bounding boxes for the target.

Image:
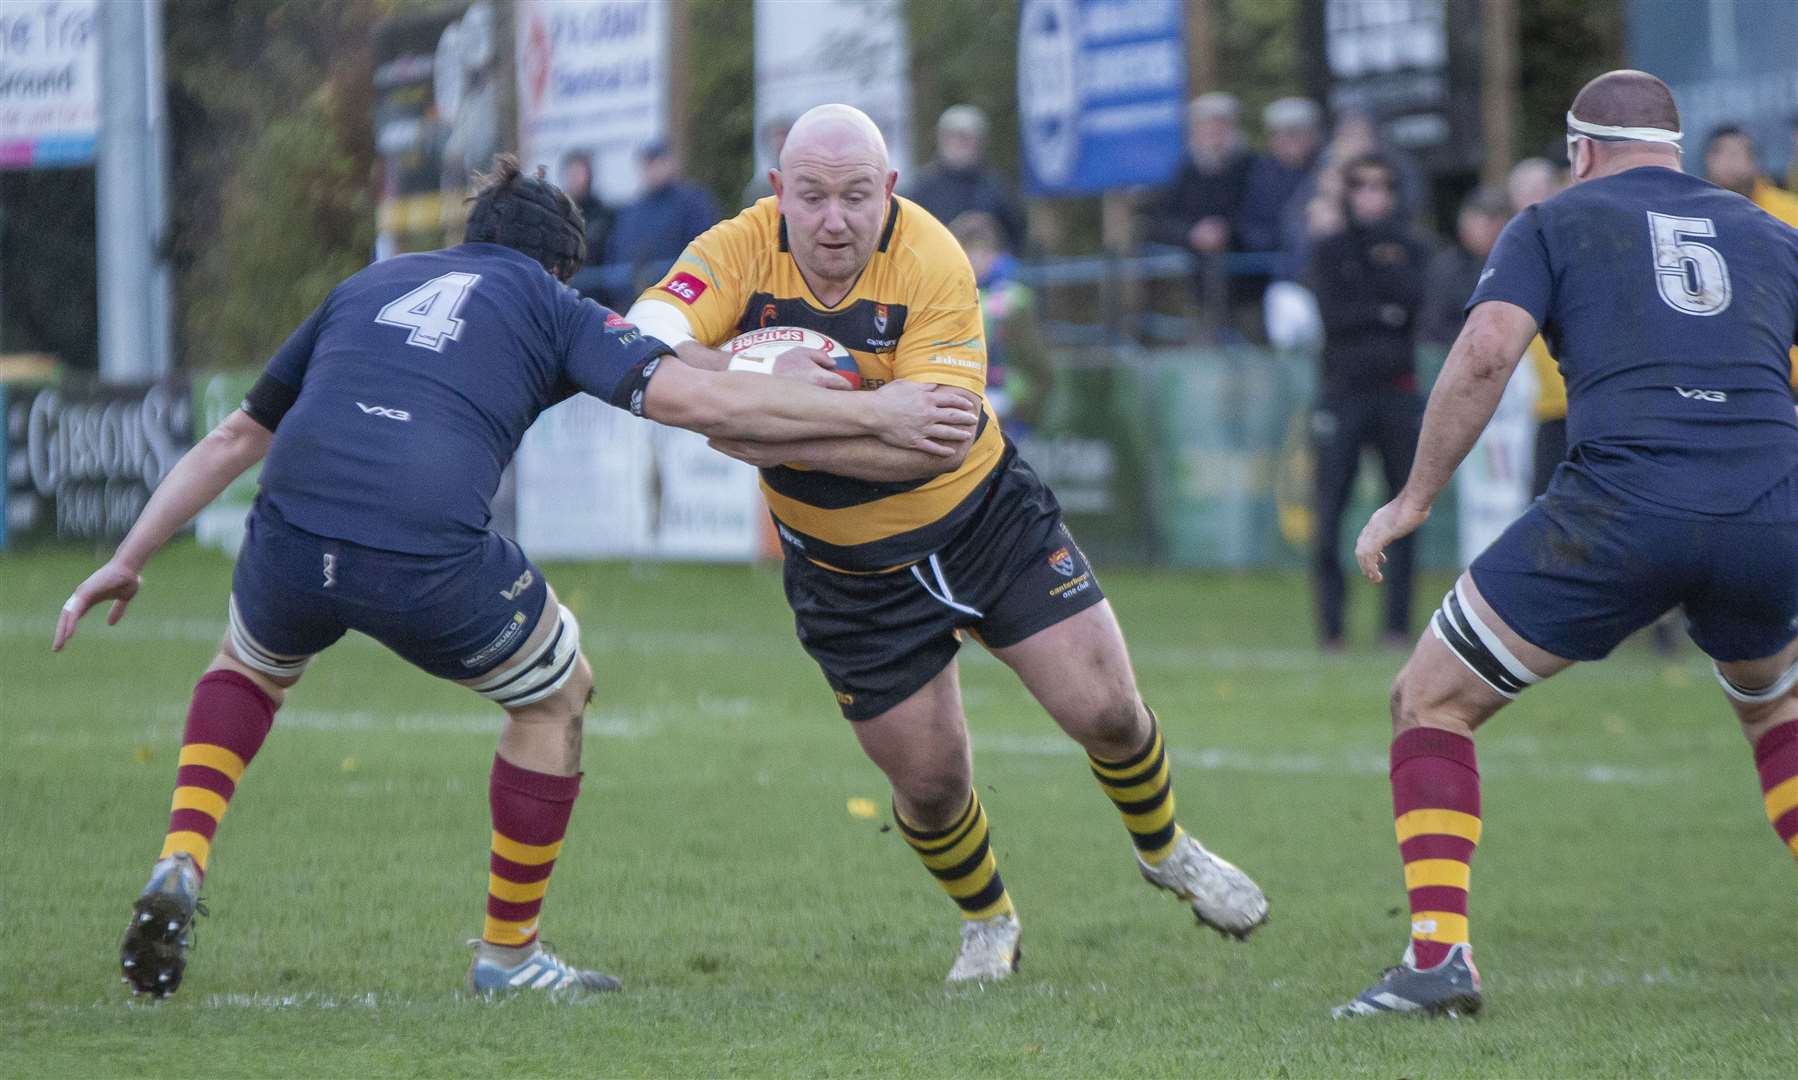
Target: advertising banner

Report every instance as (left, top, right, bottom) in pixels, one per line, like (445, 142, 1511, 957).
(513, 396, 764, 562)
(1454, 361, 1536, 567)
(2, 378, 190, 547)
(753, 0, 912, 180)
(1017, 0, 1185, 195)
(1313, 0, 1483, 175)
(515, 0, 669, 206)
(0, 0, 97, 169)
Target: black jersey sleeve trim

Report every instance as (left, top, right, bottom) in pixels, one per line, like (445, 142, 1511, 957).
(241, 371, 301, 433)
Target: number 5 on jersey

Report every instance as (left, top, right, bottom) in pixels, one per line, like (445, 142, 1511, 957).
(1647, 212, 1731, 317)
(376, 272, 482, 351)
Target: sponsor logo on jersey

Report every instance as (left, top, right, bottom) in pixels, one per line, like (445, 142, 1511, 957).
(500, 568, 534, 601)
(930, 354, 985, 371)
(1048, 546, 1075, 576)
(662, 272, 707, 304)
(874, 303, 889, 334)
(642, 357, 661, 379)
(604, 312, 633, 331)
(1675, 386, 1728, 403)
(356, 402, 412, 421)
(759, 302, 779, 328)
(864, 337, 897, 349)
(629, 389, 645, 416)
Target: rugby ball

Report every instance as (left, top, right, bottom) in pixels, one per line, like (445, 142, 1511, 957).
(723, 325, 861, 389)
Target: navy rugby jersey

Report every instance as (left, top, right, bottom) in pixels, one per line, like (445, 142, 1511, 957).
(1470, 166, 1798, 518)
(255, 243, 668, 554)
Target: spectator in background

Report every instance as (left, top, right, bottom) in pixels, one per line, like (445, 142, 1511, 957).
(741, 115, 792, 206)
(1290, 108, 1427, 283)
(1505, 156, 1560, 216)
(558, 150, 614, 274)
(1705, 124, 1798, 226)
(1418, 186, 1509, 347)
(1304, 154, 1428, 652)
(1787, 116, 1798, 191)
(1147, 92, 1259, 340)
(949, 211, 1050, 433)
(908, 105, 1026, 251)
(605, 140, 721, 298)
(1237, 97, 1322, 280)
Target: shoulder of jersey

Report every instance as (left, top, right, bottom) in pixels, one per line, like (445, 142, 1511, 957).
(888, 196, 973, 278)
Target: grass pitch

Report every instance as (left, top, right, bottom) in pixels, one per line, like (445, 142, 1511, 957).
(2, 543, 1793, 1077)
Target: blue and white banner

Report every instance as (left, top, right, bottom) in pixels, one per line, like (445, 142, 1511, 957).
(1017, 0, 1185, 195)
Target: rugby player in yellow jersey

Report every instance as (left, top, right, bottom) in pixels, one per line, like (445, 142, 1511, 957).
(626, 105, 1268, 982)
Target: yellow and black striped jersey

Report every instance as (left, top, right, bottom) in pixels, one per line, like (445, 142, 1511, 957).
(641, 195, 1004, 572)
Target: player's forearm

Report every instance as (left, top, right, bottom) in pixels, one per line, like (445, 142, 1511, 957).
(774, 437, 962, 482)
(645, 362, 877, 441)
(671, 339, 731, 371)
(1399, 306, 1534, 509)
(114, 412, 271, 571)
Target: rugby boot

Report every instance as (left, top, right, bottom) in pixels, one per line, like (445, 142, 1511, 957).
(1137, 832, 1269, 939)
(945, 912, 1021, 984)
(467, 941, 622, 995)
(120, 852, 204, 998)
(1332, 942, 1482, 1018)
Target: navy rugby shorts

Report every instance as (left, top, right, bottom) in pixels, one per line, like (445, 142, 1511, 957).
(1472, 483, 1798, 664)
(228, 499, 549, 681)
(783, 449, 1107, 721)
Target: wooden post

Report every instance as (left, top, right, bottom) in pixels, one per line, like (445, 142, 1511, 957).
(1479, 0, 1518, 190)
(667, 0, 691, 166)
(1187, 0, 1218, 96)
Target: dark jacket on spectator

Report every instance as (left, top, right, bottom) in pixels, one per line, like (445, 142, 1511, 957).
(1235, 153, 1313, 260)
(572, 194, 614, 269)
(605, 179, 721, 278)
(1417, 243, 1485, 347)
(1305, 221, 1428, 395)
(1147, 148, 1254, 249)
(907, 163, 1026, 250)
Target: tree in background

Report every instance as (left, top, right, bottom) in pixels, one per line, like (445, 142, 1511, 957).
(166, 0, 393, 372)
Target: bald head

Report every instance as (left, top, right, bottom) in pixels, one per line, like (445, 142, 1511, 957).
(1570, 69, 1680, 136)
(779, 103, 890, 174)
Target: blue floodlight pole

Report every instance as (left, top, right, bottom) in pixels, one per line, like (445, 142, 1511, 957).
(97, 0, 172, 383)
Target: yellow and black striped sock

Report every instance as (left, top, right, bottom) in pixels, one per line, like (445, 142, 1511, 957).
(895, 790, 1015, 920)
(1088, 711, 1185, 866)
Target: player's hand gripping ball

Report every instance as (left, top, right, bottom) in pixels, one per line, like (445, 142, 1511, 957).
(723, 326, 861, 389)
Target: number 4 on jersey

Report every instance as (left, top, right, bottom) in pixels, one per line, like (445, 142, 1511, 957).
(376, 272, 482, 351)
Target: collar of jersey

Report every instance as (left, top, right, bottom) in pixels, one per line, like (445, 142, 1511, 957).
(777, 199, 901, 312)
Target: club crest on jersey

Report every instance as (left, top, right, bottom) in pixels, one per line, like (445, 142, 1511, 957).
(1048, 547, 1075, 577)
(874, 303, 889, 334)
(759, 302, 779, 328)
(662, 272, 707, 304)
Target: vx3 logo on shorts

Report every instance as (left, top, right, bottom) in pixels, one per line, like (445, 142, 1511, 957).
(1674, 386, 1728, 403)
(356, 402, 412, 421)
(500, 569, 534, 601)
(322, 553, 337, 589)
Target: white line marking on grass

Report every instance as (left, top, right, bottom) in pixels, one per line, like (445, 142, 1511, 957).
(972, 733, 1696, 786)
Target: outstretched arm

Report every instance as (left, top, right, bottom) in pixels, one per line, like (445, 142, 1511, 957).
(706, 388, 984, 481)
(639, 360, 977, 454)
(1354, 300, 1538, 582)
(53, 409, 274, 650)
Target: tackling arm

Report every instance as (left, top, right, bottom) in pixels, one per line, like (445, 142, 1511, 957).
(706, 388, 983, 481)
(639, 360, 976, 454)
(53, 409, 275, 650)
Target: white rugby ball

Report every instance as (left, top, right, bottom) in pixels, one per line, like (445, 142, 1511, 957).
(722, 325, 861, 388)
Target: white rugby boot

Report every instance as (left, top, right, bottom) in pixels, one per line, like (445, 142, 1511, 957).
(1137, 831, 1269, 939)
(466, 940, 622, 996)
(945, 912, 1021, 984)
